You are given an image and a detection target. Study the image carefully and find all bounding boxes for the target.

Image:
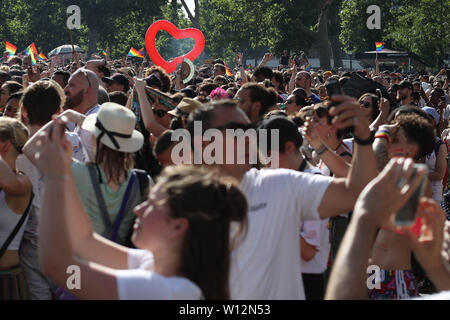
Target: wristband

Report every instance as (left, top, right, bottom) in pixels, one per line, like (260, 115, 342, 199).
(374, 129, 392, 143)
(315, 144, 328, 156)
(353, 128, 376, 145)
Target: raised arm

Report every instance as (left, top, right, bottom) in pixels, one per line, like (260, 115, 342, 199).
(134, 78, 168, 138)
(325, 158, 426, 299)
(236, 53, 247, 85)
(317, 97, 379, 218)
(0, 156, 31, 197)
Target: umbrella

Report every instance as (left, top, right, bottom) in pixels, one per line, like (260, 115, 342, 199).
(48, 44, 84, 57)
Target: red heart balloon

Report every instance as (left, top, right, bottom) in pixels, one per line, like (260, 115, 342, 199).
(145, 20, 205, 74)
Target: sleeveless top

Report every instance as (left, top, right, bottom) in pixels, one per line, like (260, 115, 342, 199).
(0, 190, 28, 251)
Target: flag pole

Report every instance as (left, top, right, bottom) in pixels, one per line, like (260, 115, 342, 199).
(68, 28, 80, 70)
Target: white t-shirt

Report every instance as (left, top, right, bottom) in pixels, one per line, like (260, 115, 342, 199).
(116, 249, 202, 300)
(230, 168, 332, 300)
(300, 219, 330, 274)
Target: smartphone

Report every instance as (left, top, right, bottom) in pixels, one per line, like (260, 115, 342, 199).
(394, 164, 428, 227)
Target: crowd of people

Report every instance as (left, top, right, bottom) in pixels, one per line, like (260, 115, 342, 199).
(0, 47, 450, 300)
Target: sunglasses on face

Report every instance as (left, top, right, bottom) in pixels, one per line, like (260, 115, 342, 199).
(359, 100, 371, 108)
(153, 108, 168, 118)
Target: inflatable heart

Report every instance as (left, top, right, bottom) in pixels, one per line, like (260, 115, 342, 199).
(145, 20, 205, 74)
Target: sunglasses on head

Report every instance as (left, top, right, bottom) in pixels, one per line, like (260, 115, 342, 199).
(359, 100, 371, 108)
(153, 109, 168, 118)
(81, 69, 92, 87)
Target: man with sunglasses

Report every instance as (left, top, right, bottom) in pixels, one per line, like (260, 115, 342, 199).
(64, 68, 100, 162)
(397, 81, 414, 106)
(187, 96, 378, 299)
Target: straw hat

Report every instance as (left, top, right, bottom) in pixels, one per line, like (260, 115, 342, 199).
(82, 102, 144, 153)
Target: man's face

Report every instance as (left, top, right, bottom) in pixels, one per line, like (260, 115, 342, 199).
(64, 73, 87, 110)
(235, 88, 253, 118)
(397, 87, 410, 101)
(430, 90, 441, 105)
(295, 73, 308, 90)
(209, 105, 252, 177)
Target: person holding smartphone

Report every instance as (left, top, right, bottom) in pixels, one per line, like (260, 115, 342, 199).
(368, 110, 437, 299)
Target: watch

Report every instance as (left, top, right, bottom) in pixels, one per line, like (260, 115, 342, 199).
(353, 128, 376, 145)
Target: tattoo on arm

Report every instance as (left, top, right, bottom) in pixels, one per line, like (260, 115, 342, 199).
(373, 141, 389, 172)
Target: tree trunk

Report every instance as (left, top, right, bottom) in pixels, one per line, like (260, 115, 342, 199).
(317, 3, 331, 69)
(330, 34, 343, 69)
(87, 28, 99, 58)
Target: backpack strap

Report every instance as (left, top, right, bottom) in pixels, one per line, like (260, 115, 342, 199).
(87, 165, 113, 236)
(133, 169, 150, 198)
(0, 192, 34, 260)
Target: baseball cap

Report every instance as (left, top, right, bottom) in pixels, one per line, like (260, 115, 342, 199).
(422, 106, 439, 124)
(102, 73, 130, 92)
(168, 98, 202, 117)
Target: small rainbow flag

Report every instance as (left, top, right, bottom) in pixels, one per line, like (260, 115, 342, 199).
(25, 43, 38, 57)
(39, 53, 47, 61)
(139, 48, 145, 56)
(224, 62, 232, 77)
(102, 50, 107, 57)
(128, 47, 144, 58)
(376, 42, 385, 52)
(5, 41, 17, 56)
(305, 64, 312, 71)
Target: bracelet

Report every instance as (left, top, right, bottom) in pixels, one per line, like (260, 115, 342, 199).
(315, 144, 328, 156)
(44, 174, 69, 182)
(374, 129, 391, 143)
(353, 128, 376, 145)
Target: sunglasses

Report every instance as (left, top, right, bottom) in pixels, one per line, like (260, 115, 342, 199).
(153, 109, 168, 118)
(359, 101, 371, 108)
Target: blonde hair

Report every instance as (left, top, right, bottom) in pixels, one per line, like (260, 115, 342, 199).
(0, 117, 29, 154)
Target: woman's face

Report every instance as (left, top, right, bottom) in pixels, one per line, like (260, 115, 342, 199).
(311, 108, 332, 140)
(153, 104, 172, 129)
(132, 186, 174, 252)
(359, 96, 374, 122)
(285, 95, 300, 116)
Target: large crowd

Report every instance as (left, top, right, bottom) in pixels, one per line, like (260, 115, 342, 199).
(0, 48, 450, 300)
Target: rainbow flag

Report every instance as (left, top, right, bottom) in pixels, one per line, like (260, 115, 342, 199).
(139, 48, 145, 56)
(102, 50, 107, 57)
(305, 64, 312, 71)
(224, 62, 232, 77)
(25, 43, 38, 57)
(128, 47, 144, 58)
(376, 42, 385, 52)
(39, 53, 47, 61)
(5, 41, 17, 55)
